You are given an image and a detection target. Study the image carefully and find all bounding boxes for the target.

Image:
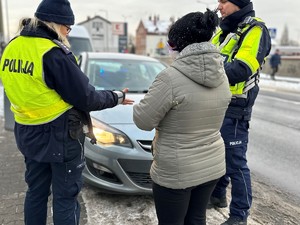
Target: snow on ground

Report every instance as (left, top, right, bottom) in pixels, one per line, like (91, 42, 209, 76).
(259, 73, 300, 93)
(81, 174, 300, 225)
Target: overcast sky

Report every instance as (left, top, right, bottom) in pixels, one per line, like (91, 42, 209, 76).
(2, 0, 299, 43)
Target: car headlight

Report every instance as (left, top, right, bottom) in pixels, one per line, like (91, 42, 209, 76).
(91, 118, 133, 148)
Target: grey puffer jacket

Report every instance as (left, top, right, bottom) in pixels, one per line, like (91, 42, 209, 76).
(133, 42, 231, 189)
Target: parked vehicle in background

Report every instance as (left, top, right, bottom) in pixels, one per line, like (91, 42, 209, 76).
(68, 25, 94, 56)
(78, 52, 166, 194)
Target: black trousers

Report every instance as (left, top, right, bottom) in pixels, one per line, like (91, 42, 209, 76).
(271, 66, 278, 76)
(152, 179, 218, 225)
(24, 134, 85, 225)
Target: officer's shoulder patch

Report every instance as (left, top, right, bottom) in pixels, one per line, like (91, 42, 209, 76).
(52, 39, 71, 55)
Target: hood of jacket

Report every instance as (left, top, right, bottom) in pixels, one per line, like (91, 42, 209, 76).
(171, 42, 226, 88)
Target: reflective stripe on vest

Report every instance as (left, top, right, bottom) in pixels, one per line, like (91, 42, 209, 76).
(0, 36, 72, 125)
(212, 17, 264, 96)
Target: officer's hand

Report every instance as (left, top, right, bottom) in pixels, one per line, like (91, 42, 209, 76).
(122, 88, 134, 105)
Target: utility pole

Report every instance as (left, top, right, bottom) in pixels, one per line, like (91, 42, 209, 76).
(0, 0, 5, 43)
(0, 0, 14, 131)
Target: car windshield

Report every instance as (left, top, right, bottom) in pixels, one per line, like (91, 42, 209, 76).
(86, 58, 166, 92)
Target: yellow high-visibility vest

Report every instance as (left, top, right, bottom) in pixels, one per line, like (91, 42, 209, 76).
(0, 36, 72, 125)
(212, 17, 264, 96)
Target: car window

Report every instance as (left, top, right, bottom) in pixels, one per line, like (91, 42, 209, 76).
(68, 37, 93, 56)
(86, 59, 165, 92)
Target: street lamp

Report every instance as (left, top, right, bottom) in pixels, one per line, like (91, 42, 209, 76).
(122, 15, 131, 22)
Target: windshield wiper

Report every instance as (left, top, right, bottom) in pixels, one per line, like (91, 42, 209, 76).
(128, 90, 148, 93)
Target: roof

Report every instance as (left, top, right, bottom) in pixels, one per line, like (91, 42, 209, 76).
(77, 15, 111, 25)
(142, 16, 173, 35)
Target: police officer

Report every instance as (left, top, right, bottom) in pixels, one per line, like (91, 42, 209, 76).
(209, 0, 271, 225)
(0, 0, 133, 224)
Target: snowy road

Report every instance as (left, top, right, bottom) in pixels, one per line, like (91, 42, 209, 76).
(249, 88, 300, 198)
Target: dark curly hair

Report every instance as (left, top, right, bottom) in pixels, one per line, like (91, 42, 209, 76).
(168, 9, 219, 52)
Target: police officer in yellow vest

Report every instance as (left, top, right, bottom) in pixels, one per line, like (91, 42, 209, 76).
(208, 0, 271, 225)
(0, 0, 133, 224)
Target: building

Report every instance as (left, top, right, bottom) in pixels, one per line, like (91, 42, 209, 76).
(135, 15, 174, 56)
(78, 15, 128, 53)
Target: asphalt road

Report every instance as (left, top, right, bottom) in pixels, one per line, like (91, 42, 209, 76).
(248, 88, 300, 198)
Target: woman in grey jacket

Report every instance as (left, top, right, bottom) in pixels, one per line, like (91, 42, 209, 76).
(133, 10, 231, 225)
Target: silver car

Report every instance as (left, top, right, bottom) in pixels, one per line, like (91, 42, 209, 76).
(78, 52, 166, 194)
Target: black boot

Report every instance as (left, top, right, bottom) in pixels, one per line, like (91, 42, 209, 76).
(220, 216, 247, 225)
(207, 195, 227, 209)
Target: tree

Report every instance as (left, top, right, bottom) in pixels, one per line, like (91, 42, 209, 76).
(280, 24, 289, 46)
(279, 24, 299, 46)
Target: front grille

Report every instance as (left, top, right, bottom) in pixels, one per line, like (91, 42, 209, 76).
(137, 140, 152, 153)
(118, 159, 152, 189)
(126, 172, 152, 189)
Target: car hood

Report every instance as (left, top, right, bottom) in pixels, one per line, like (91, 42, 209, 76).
(90, 93, 144, 124)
